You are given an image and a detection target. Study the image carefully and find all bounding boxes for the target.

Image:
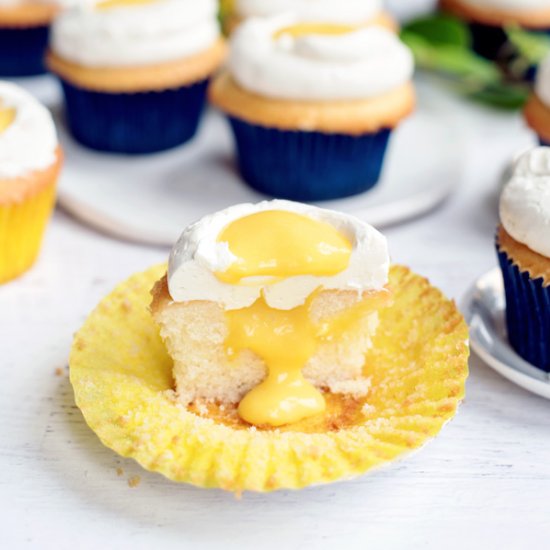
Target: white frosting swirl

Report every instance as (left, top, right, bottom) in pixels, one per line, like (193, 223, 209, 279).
(535, 53, 550, 109)
(500, 147, 550, 258)
(168, 200, 390, 311)
(460, 0, 550, 11)
(51, 0, 220, 68)
(229, 16, 414, 101)
(235, 0, 383, 24)
(0, 81, 58, 180)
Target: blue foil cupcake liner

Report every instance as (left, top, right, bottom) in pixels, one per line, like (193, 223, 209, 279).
(59, 78, 209, 154)
(497, 245, 550, 372)
(469, 22, 550, 81)
(228, 117, 392, 201)
(0, 25, 49, 77)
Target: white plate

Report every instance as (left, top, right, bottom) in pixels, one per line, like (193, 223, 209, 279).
(463, 268, 550, 400)
(55, 82, 462, 246)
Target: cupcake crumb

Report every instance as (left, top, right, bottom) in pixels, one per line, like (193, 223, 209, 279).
(54, 367, 65, 377)
(116, 467, 124, 477)
(128, 475, 141, 488)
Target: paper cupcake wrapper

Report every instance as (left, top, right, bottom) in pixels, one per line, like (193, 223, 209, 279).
(70, 264, 469, 493)
(59, 78, 209, 154)
(468, 22, 550, 81)
(497, 246, 550, 372)
(0, 25, 49, 77)
(0, 178, 56, 284)
(228, 116, 392, 201)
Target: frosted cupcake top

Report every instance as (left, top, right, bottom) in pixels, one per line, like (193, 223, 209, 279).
(0, 82, 57, 180)
(500, 148, 550, 259)
(51, 0, 220, 68)
(168, 200, 389, 311)
(229, 16, 413, 101)
(235, 0, 383, 24)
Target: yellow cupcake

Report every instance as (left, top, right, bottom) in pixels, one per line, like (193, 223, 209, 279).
(70, 202, 469, 493)
(0, 81, 62, 285)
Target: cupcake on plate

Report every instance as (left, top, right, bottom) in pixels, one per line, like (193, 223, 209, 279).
(497, 147, 550, 372)
(440, 0, 550, 68)
(525, 54, 550, 145)
(225, 0, 397, 34)
(69, 200, 468, 492)
(209, 17, 415, 201)
(0, 80, 62, 284)
(0, 0, 61, 76)
(46, 0, 226, 154)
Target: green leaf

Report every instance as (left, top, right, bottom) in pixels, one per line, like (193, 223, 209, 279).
(505, 26, 550, 65)
(468, 82, 530, 110)
(401, 14, 471, 48)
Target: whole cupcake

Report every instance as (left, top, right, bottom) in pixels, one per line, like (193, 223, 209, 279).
(497, 147, 550, 372)
(225, 0, 396, 34)
(0, 0, 61, 76)
(0, 81, 62, 284)
(524, 54, 550, 145)
(47, 0, 226, 154)
(209, 17, 415, 201)
(440, 0, 550, 67)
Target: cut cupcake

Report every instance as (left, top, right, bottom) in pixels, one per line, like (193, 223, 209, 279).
(440, 0, 550, 71)
(151, 201, 391, 427)
(46, 0, 226, 154)
(209, 17, 415, 201)
(497, 148, 550, 372)
(525, 54, 550, 145)
(224, 0, 397, 35)
(0, 0, 61, 76)
(0, 81, 62, 284)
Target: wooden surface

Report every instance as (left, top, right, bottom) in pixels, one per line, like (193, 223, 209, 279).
(2, 90, 550, 549)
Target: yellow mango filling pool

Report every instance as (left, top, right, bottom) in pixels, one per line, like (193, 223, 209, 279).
(274, 23, 357, 40)
(0, 103, 16, 134)
(96, 0, 156, 11)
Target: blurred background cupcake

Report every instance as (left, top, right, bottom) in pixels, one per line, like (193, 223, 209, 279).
(497, 147, 550, 373)
(224, 0, 397, 34)
(0, 0, 61, 76)
(440, 0, 550, 77)
(0, 81, 62, 284)
(209, 16, 415, 202)
(47, 0, 226, 154)
(525, 53, 550, 145)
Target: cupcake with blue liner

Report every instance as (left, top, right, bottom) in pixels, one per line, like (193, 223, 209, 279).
(497, 147, 550, 373)
(525, 54, 550, 145)
(0, 1, 61, 76)
(225, 0, 397, 34)
(209, 16, 415, 202)
(47, 0, 226, 154)
(440, 0, 550, 70)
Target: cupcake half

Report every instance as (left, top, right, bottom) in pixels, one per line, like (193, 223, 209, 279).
(0, 0, 60, 76)
(525, 54, 550, 145)
(0, 81, 62, 284)
(440, 0, 550, 69)
(47, 0, 226, 154)
(69, 200, 468, 492)
(225, 0, 397, 34)
(497, 148, 550, 372)
(209, 17, 415, 201)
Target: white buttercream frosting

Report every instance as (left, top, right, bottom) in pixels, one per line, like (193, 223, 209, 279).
(168, 200, 390, 311)
(460, 0, 550, 11)
(235, 0, 383, 24)
(0, 81, 58, 180)
(229, 16, 414, 101)
(500, 147, 550, 258)
(51, 0, 220, 68)
(535, 53, 550, 109)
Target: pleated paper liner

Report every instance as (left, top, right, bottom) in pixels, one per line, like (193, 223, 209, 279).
(0, 178, 57, 284)
(0, 25, 50, 77)
(70, 264, 469, 493)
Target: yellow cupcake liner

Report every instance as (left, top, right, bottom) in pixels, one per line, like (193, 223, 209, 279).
(0, 179, 57, 285)
(70, 264, 469, 493)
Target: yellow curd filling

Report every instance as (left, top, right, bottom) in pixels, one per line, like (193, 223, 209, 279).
(216, 210, 385, 428)
(96, 0, 156, 10)
(0, 102, 16, 134)
(274, 23, 357, 40)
